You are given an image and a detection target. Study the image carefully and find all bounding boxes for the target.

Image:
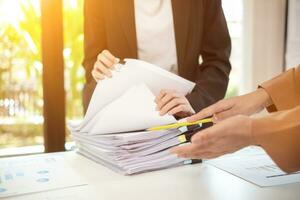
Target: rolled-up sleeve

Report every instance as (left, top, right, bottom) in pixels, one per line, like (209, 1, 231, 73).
(252, 65, 300, 173)
(259, 66, 300, 112)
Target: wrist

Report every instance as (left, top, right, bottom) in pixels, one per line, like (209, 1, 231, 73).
(248, 117, 256, 146)
(255, 88, 272, 110)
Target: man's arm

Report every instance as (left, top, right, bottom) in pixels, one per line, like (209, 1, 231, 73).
(186, 0, 232, 112)
(82, 0, 107, 111)
(83, 0, 107, 83)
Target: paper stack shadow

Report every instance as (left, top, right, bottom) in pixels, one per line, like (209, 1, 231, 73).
(68, 59, 212, 175)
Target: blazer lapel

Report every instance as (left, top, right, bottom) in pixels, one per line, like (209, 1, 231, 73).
(114, 0, 138, 58)
(172, 0, 192, 70)
(113, 0, 192, 62)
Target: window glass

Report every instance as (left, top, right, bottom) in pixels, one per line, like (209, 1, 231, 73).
(0, 0, 43, 150)
(63, 0, 84, 147)
(222, 0, 244, 97)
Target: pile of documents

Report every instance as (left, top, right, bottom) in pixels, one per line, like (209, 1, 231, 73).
(69, 59, 211, 175)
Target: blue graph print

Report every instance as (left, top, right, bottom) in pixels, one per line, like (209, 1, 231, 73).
(0, 188, 7, 193)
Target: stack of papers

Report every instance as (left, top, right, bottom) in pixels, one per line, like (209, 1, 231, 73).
(69, 59, 209, 175)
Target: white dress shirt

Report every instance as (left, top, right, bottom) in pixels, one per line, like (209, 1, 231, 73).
(134, 0, 178, 74)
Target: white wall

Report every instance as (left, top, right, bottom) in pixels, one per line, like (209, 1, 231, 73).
(242, 0, 287, 93)
(286, 0, 300, 69)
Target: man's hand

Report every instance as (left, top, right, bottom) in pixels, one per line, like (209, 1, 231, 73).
(187, 88, 272, 123)
(171, 115, 254, 159)
(155, 89, 195, 118)
(92, 50, 120, 82)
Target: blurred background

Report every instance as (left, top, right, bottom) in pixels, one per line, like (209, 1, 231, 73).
(0, 0, 84, 153)
(0, 0, 297, 156)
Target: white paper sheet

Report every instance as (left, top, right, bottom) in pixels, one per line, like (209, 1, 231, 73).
(206, 147, 300, 187)
(82, 83, 176, 134)
(69, 59, 195, 132)
(0, 154, 87, 198)
(77, 146, 188, 175)
(71, 129, 181, 150)
(68, 59, 196, 175)
(2, 185, 97, 200)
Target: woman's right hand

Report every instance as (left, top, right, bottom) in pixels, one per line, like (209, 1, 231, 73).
(92, 50, 120, 82)
(187, 88, 273, 123)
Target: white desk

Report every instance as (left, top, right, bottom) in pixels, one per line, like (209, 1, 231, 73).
(3, 151, 300, 200)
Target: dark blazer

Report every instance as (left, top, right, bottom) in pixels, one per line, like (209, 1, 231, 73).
(83, 0, 231, 113)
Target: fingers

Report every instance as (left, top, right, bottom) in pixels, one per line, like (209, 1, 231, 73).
(156, 90, 179, 111)
(170, 144, 198, 158)
(214, 109, 236, 121)
(97, 53, 114, 69)
(92, 50, 120, 82)
(191, 128, 216, 149)
(171, 126, 219, 159)
(171, 116, 253, 160)
(171, 144, 217, 159)
(187, 100, 233, 122)
(187, 105, 218, 122)
(98, 50, 119, 67)
(101, 49, 118, 64)
(159, 98, 185, 115)
(92, 70, 105, 82)
(155, 90, 194, 117)
(93, 61, 112, 78)
(155, 90, 175, 103)
(168, 104, 190, 116)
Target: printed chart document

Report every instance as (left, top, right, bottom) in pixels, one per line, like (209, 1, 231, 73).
(206, 147, 300, 187)
(2, 185, 98, 200)
(68, 59, 211, 175)
(0, 154, 87, 198)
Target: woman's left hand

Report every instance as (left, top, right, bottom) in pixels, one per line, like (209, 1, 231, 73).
(171, 115, 254, 159)
(155, 89, 195, 118)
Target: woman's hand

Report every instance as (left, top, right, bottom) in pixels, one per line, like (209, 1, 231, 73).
(92, 50, 120, 82)
(188, 88, 272, 123)
(155, 89, 195, 118)
(171, 115, 254, 159)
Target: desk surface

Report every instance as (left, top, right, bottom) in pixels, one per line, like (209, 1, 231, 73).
(3, 151, 300, 200)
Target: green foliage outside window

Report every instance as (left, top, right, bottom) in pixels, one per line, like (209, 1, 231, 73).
(0, 0, 84, 148)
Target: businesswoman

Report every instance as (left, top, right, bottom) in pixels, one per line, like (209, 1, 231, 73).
(83, 0, 231, 118)
(173, 66, 300, 173)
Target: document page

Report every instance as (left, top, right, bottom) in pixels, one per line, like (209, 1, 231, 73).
(82, 83, 176, 134)
(2, 185, 97, 200)
(69, 59, 195, 133)
(68, 59, 198, 174)
(206, 147, 300, 187)
(0, 154, 87, 198)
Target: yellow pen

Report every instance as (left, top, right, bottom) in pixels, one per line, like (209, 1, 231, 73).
(147, 118, 213, 131)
